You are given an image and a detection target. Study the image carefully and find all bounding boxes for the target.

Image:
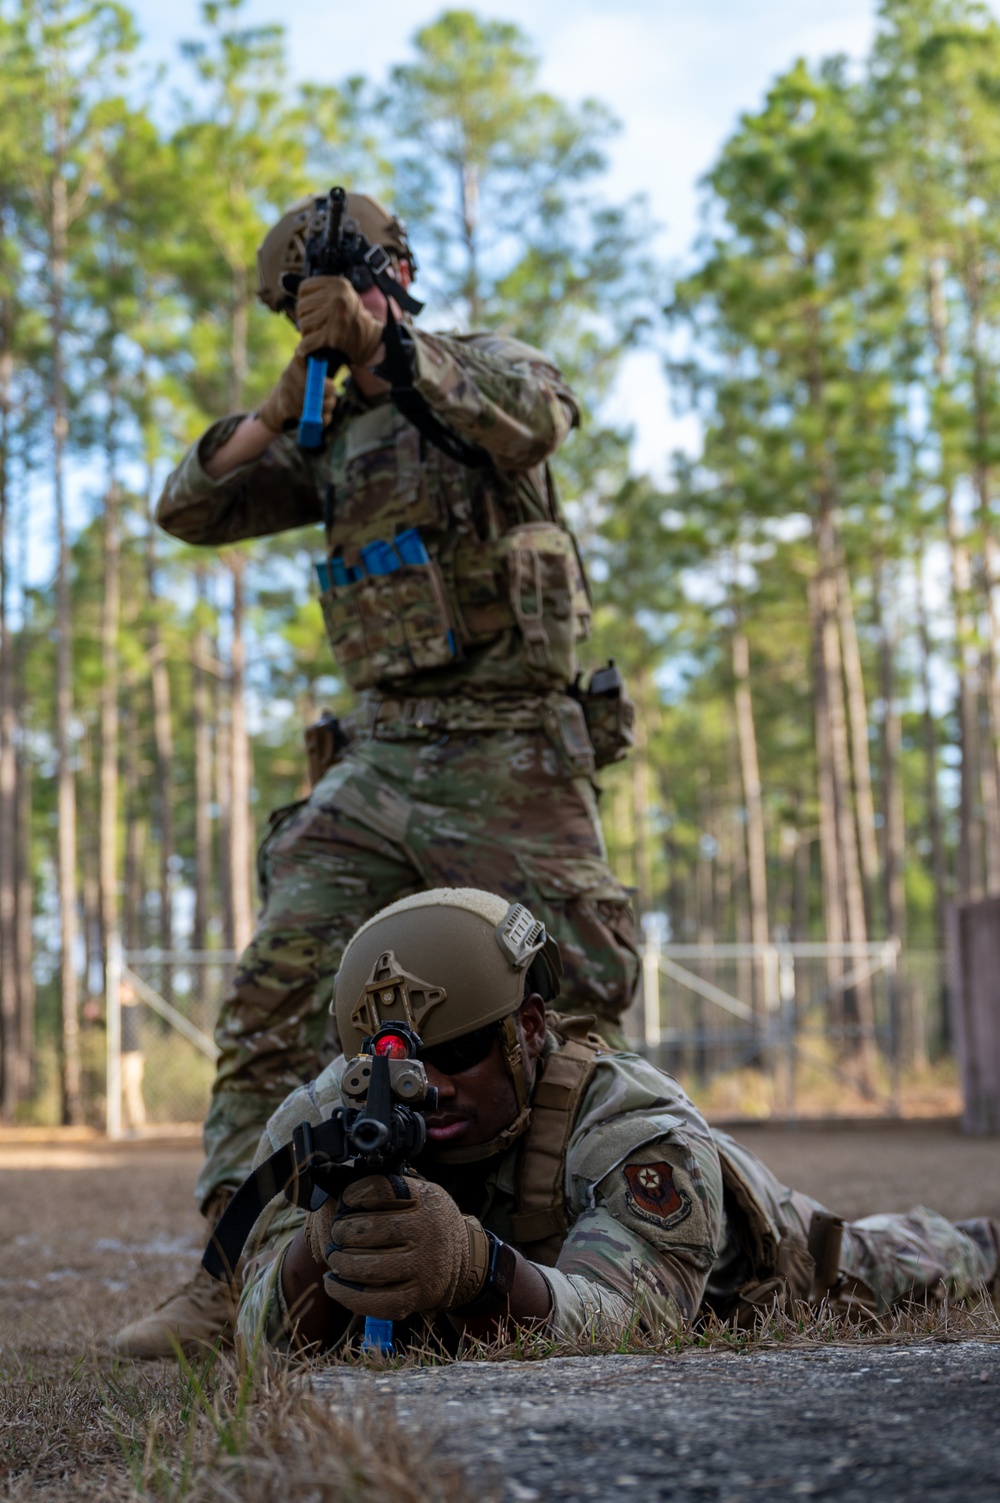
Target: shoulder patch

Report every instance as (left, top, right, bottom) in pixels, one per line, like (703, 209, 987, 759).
(623, 1162, 692, 1229)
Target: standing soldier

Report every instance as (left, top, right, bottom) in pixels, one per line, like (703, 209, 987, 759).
(112, 191, 638, 1356)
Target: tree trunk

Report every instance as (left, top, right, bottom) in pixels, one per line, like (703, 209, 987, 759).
(226, 268, 254, 953)
(873, 556, 906, 946)
(916, 560, 948, 952)
(228, 555, 254, 951)
(818, 523, 875, 1076)
(52, 149, 82, 1124)
(630, 671, 655, 920)
(99, 459, 121, 986)
(949, 499, 984, 899)
(80, 727, 102, 1000)
(192, 569, 213, 952)
(732, 624, 770, 1025)
(809, 573, 847, 1022)
(146, 517, 175, 971)
(214, 640, 234, 950)
(14, 500, 34, 1099)
(121, 691, 145, 953)
(836, 561, 880, 931)
(928, 259, 983, 900)
(962, 244, 1000, 891)
(0, 278, 20, 1115)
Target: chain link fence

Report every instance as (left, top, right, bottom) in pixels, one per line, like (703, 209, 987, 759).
(625, 939, 955, 1120)
(103, 935, 956, 1134)
(105, 938, 237, 1136)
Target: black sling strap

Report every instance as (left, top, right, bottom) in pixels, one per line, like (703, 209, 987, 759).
(202, 1118, 349, 1282)
(368, 265, 495, 472)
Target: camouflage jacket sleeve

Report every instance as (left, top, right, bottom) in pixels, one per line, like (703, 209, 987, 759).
(537, 1054, 724, 1341)
(409, 330, 580, 471)
(155, 415, 323, 547)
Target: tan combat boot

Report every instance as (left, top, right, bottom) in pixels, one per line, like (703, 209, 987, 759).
(110, 1263, 239, 1360)
(111, 1191, 239, 1359)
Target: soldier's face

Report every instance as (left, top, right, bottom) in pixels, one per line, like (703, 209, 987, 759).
(421, 994, 547, 1150)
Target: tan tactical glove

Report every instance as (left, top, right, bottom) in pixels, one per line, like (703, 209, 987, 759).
(305, 1174, 490, 1322)
(256, 353, 336, 435)
(295, 276, 385, 368)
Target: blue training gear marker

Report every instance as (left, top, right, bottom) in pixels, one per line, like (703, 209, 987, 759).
(298, 356, 329, 449)
(361, 1316, 394, 1354)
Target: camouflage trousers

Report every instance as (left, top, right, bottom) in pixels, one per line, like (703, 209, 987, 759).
(195, 723, 638, 1212)
(710, 1132, 999, 1315)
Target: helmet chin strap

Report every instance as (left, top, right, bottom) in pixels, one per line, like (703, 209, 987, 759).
(423, 1013, 533, 1166)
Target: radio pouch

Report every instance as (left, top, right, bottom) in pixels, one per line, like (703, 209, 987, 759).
(575, 661, 636, 768)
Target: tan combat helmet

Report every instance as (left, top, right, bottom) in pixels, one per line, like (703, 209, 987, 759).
(256, 191, 416, 313)
(334, 887, 562, 1161)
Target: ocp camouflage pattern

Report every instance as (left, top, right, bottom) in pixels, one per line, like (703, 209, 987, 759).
(157, 327, 638, 1217)
(195, 726, 639, 1211)
(156, 329, 590, 697)
(237, 1044, 999, 1351)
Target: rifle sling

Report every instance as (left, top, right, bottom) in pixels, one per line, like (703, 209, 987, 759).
(375, 282, 494, 472)
(202, 1141, 297, 1282)
(202, 1115, 349, 1282)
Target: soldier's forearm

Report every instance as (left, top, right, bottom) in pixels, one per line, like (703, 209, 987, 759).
(279, 1226, 352, 1349)
(202, 415, 280, 480)
(449, 1247, 553, 1339)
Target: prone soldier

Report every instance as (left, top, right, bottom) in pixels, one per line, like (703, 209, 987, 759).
(227, 889, 999, 1353)
(113, 192, 638, 1356)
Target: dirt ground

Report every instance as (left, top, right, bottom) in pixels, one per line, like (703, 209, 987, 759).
(1, 1119, 998, 1501)
(3, 1118, 999, 1358)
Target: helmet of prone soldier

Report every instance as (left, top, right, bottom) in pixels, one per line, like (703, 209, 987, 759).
(334, 887, 563, 1162)
(256, 191, 417, 314)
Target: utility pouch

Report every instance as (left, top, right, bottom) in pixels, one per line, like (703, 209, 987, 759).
(575, 661, 636, 768)
(506, 523, 590, 687)
(304, 711, 351, 788)
(452, 522, 592, 687)
(319, 555, 457, 691)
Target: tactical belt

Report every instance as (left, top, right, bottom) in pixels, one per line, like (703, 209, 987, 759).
(364, 688, 572, 738)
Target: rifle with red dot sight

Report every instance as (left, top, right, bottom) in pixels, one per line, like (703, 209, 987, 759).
(201, 1021, 437, 1296)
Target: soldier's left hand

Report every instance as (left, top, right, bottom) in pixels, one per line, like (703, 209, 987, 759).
(296, 276, 385, 368)
(316, 1173, 490, 1321)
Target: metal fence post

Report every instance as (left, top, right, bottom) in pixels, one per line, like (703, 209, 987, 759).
(106, 930, 123, 1140)
(778, 944, 796, 1116)
(886, 937, 901, 1117)
(642, 923, 662, 1055)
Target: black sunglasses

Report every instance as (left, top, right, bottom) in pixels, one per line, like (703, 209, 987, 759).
(419, 1021, 501, 1076)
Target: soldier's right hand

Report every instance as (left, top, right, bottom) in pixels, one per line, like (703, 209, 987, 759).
(296, 276, 385, 368)
(256, 353, 337, 436)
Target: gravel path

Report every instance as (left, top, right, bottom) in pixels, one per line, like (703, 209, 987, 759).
(311, 1342, 1000, 1502)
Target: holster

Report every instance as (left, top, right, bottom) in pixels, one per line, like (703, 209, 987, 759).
(304, 711, 351, 788)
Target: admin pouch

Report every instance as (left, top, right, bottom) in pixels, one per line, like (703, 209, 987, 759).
(452, 520, 592, 688)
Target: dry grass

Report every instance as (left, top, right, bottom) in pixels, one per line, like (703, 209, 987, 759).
(3, 1295, 999, 1501)
(3, 1129, 998, 1501)
(0, 1343, 490, 1503)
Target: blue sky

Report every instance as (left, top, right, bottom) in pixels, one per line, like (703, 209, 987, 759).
(130, 0, 885, 477)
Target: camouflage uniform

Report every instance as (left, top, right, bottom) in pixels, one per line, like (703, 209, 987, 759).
(156, 331, 638, 1214)
(238, 1041, 999, 1349)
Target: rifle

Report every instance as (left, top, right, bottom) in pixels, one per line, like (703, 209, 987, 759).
(202, 1019, 439, 1353)
(293, 185, 424, 450)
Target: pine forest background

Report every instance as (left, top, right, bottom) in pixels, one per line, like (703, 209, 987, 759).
(0, 0, 995, 1123)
